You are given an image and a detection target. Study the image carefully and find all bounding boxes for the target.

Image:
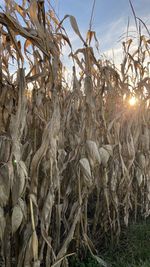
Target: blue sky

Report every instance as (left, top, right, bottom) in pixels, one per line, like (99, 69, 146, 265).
(48, 0, 149, 72)
(1, 0, 150, 52)
(55, 0, 150, 49)
(1, 0, 150, 74)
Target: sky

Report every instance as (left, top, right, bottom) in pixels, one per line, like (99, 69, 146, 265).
(1, 0, 150, 76)
(1, 0, 150, 54)
(50, 0, 150, 67)
(55, 0, 150, 47)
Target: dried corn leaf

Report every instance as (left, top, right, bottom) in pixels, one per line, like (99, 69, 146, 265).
(0, 207, 6, 240)
(29, 0, 38, 23)
(61, 15, 86, 46)
(86, 140, 101, 168)
(136, 167, 143, 186)
(32, 230, 38, 261)
(137, 152, 146, 169)
(0, 165, 10, 206)
(79, 158, 92, 186)
(102, 145, 113, 157)
(56, 207, 81, 265)
(12, 204, 23, 233)
(99, 147, 110, 167)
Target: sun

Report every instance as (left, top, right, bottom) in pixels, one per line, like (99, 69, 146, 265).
(128, 96, 138, 106)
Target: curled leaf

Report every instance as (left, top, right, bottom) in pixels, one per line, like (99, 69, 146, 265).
(60, 15, 87, 46)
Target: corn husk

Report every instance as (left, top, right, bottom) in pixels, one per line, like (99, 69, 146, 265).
(99, 147, 110, 167)
(12, 204, 23, 234)
(79, 158, 93, 187)
(136, 167, 143, 187)
(137, 153, 146, 169)
(0, 207, 6, 240)
(86, 140, 101, 168)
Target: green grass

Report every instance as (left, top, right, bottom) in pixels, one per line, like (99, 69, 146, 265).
(104, 220, 150, 267)
(70, 220, 150, 267)
(70, 256, 100, 267)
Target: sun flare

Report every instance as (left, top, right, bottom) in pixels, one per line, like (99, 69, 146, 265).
(128, 96, 138, 106)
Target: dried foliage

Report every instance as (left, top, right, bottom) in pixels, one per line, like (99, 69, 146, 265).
(0, 1, 150, 266)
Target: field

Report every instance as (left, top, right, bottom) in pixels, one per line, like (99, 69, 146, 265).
(0, 1, 150, 266)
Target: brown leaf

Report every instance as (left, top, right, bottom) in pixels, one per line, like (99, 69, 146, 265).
(32, 231, 38, 261)
(12, 204, 23, 233)
(29, 0, 38, 23)
(0, 207, 6, 240)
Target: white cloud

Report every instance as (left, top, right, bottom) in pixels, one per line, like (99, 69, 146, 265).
(96, 14, 150, 67)
(61, 12, 150, 77)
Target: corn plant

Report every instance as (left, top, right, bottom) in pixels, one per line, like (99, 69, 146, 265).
(0, 1, 150, 266)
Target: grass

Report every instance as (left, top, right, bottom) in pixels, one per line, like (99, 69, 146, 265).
(105, 220, 150, 267)
(70, 220, 150, 267)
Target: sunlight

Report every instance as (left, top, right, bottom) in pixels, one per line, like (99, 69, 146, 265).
(128, 96, 138, 106)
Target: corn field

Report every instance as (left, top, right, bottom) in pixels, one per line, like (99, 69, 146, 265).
(0, 1, 150, 266)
